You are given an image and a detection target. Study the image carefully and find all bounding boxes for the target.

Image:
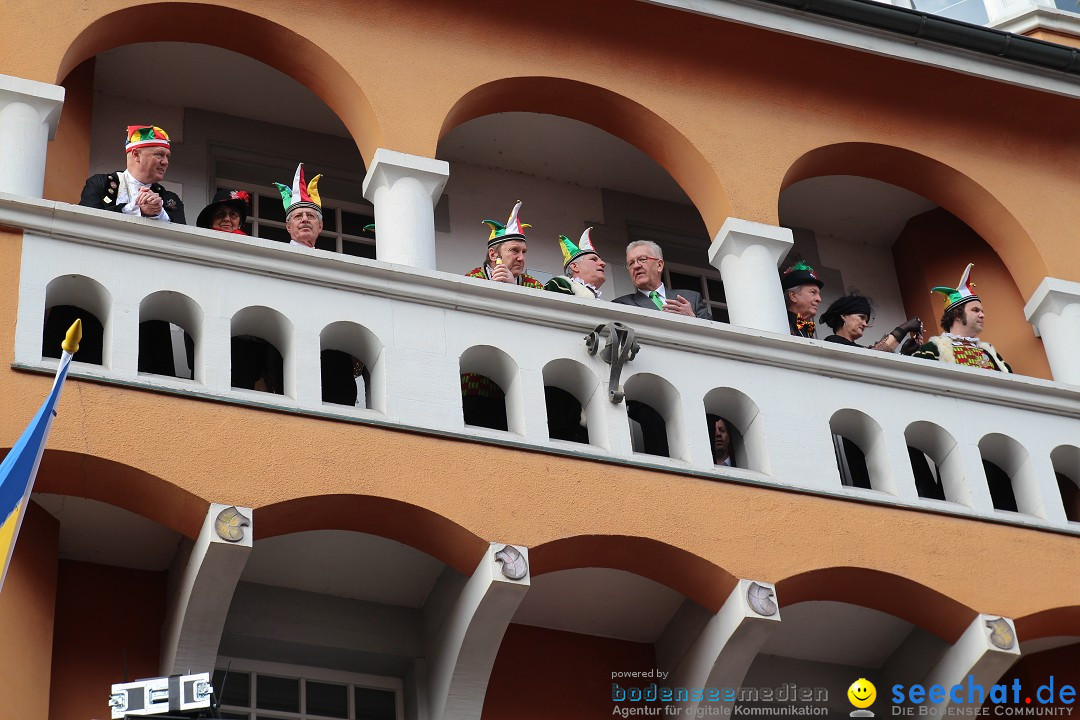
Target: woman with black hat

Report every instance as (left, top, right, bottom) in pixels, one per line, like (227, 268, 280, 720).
(197, 189, 250, 235)
(820, 294, 924, 354)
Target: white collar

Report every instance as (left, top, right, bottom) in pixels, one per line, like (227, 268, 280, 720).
(638, 283, 665, 298)
(569, 276, 602, 298)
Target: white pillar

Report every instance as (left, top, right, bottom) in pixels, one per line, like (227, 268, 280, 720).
(1024, 277, 1080, 387)
(0, 74, 65, 198)
(428, 543, 530, 720)
(666, 580, 782, 713)
(708, 218, 794, 335)
(921, 614, 1020, 710)
(362, 149, 449, 271)
(161, 503, 253, 675)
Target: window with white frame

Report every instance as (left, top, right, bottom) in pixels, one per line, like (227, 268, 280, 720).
(212, 660, 401, 720)
(664, 261, 729, 323)
(627, 225, 729, 322)
(216, 178, 376, 258)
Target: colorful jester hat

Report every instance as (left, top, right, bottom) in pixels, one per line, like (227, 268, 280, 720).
(273, 164, 323, 219)
(780, 260, 824, 291)
(931, 262, 980, 313)
(559, 227, 598, 273)
(482, 201, 531, 249)
(125, 125, 171, 152)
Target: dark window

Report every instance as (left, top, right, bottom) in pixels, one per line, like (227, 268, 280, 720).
(212, 669, 250, 707)
(628, 400, 668, 457)
(1057, 473, 1080, 523)
(231, 335, 284, 395)
(909, 446, 946, 500)
(355, 687, 396, 720)
(307, 681, 349, 719)
(43, 305, 104, 365)
(834, 435, 871, 489)
(321, 349, 368, 407)
(983, 460, 1018, 512)
(545, 386, 588, 444)
(462, 373, 507, 431)
(138, 321, 194, 379)
(255, 675, 298, 713)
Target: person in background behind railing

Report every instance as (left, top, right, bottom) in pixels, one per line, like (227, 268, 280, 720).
(708, 414, 737, 468)
(819, 294, 923, 354)
(273, 163, 324, 248)
(545, 227, 606, 299)
(612, 240, 711, 319)
(781, 261, 823, 338)
(197, 189, 250, 235)
(465, 201, 544, 288)
(79, 125, 186, 224)
(912, 263, 1012, 372)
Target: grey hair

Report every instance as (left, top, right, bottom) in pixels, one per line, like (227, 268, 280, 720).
(626, 239, 663, 260)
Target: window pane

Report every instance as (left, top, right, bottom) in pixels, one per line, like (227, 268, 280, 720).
(259, 195, 286, 222)
(257, 225, 292, 244)
(343, 239, 377, 259)
(256, 675, 299, 713)
(355, 687, 396, 720)
(711, 305, 730, 324)
(705, 278, 726, 303)
(220, 713, 249, 720)
(307, 681, 349, 718)
(314, 235, 339, 252)
(213, 670, 250, 708)
(321, 209, 338, 233)
(342, 210, 375, 237)
(668, 272, 701, 294)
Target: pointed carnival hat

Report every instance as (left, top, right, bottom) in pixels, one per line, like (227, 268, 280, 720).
(125, 125, 171, 152)
(559, 227, 598, 272)
(482, 201, 530, 248)
(273, 163, 323, 219)
(931, 262, 979, 313)
(781, 260, 824, 290)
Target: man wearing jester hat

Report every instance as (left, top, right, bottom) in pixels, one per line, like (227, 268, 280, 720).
(912, 263, 1012, 372)
(79, 125, 186, 224)
(781, 261, 824, 338)
(274, 164, 324, 248)
(545, 228, 607, 298)
(465, 202, 544, 289)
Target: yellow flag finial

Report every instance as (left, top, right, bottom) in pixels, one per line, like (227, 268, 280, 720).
(61, 319, 82, 355)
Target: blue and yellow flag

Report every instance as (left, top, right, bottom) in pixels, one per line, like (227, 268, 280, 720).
(0, 319, 81, 592)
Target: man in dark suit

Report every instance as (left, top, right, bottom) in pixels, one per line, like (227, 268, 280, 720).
(612, 240, 711, 319)
(79, 125, 185, 224)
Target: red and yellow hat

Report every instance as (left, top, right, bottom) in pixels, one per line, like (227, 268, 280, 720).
(125, 125, 171, 152)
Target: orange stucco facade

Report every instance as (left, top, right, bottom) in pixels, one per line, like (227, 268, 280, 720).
(2, 0, 1080, 715)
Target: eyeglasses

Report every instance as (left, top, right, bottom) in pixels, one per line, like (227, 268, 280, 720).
(626, 256, 660, 269)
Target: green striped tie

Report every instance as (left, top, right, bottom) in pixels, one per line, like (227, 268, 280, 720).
(649, 290, 663, 310)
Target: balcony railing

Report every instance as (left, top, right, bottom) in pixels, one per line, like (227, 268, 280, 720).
(4, 193, 1080, 535)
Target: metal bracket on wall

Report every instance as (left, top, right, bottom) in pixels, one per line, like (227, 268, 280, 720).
(584, 322, 640, 404)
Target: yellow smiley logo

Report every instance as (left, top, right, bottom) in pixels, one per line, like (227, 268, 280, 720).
(847, 678, 876, 709)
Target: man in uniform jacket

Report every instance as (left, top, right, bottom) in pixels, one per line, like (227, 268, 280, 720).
(79, 125, 185, 224)
(612, 240, 711, 319)
(544, 227, 607, 299)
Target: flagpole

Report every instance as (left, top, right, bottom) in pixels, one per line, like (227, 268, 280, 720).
(0, 319, 82, 591)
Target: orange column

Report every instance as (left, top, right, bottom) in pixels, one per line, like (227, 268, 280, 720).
(0, 501, 60, 720)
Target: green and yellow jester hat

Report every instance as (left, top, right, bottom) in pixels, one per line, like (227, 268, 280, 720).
(273, 163, 323, 220)
(559, 227, 598, 273)
(482, 201, 530, 249)
(931, 262, 979, 312)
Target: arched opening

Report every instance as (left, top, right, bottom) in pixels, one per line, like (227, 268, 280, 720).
(50, 22, 378, 252)
(459, 346, 522, 435)
(779, 144, 1049, 379)
(138, 290, 200, 381)
(319, 321, 382, 412)
(904, 421, 968, 505)
(231, 306, 291, 397)
(829, 409, 894, 494)
(978, 433, 1038, 516)
(43, 275, 110, 367)
(624, 373, 685, 461)
(437, 82, 728, 313)
(1050, 445, 1080, 523)
(703, 387, 767, 473)
(542, 359, 603, 447)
